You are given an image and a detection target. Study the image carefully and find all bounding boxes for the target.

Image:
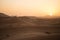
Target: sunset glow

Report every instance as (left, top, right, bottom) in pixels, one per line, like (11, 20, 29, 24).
(48, 8, 55, 16)
(49, 13, 53, 16)
(0, 0, 60, 17)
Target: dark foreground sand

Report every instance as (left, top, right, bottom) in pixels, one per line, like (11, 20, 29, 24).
(0, 27, 60, 40)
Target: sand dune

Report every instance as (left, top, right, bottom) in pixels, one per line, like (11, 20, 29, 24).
(0, 13, 60, 40)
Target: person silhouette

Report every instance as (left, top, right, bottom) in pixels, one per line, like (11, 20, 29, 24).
(45, 32, 51, 34)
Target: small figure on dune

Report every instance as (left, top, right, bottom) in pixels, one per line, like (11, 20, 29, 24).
(45, 32, 51, 34)
(6, 34, 10, 37)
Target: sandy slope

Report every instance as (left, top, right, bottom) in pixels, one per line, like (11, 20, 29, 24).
(0, 27, 60, 40)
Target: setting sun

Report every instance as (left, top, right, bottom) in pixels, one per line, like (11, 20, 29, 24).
(46, 7, 57, 16)
(48, 9, 54, 16)
(49, 13, 53, 16)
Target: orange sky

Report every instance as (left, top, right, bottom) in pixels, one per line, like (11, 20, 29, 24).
(0, 0, 60, 17)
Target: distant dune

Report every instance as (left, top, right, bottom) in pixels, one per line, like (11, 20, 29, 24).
(0, 13, 60, 28)
(0, 13, 9, 17)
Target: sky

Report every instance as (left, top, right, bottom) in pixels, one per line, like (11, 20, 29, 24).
(0, 0, 60, 17)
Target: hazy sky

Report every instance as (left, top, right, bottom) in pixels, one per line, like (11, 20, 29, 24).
(0, 0, 60, 16)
